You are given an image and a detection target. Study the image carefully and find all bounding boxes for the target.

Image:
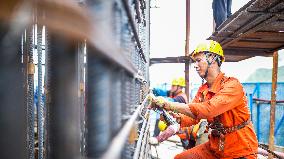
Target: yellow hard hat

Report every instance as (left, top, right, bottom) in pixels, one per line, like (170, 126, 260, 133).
(158, 120, 167, 131)
(171, 78, 179, 86)
(192, 40, 225, 62)
(177, 77, 186, 87)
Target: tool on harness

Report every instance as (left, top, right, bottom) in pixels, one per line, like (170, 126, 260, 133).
(209, 120, 251, 151)
(178, 127, 196, 149)
(178, 119, 208, 149)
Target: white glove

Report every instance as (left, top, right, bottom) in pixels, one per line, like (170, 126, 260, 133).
(149, 137, 159, 145)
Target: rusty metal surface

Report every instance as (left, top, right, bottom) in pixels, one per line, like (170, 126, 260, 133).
(209, 0, 284, 62)
(185, 0, 190, 102)
(0, 22, 28, 159)
(268, 51, 278, 159)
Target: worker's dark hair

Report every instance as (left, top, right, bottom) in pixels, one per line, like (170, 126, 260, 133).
(216, 56, 222, 67)
(204, 52, 222, 67)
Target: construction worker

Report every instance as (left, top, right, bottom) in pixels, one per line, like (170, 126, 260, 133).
(169, 77, 188, 104)
(150, 40, 258, 159)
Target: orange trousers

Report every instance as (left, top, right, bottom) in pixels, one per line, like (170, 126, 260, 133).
(174, 142, 257, 159)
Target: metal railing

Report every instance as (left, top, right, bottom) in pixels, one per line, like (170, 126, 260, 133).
(101, 94, 150, 159)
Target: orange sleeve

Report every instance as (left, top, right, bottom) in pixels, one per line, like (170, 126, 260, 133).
(179, 113, 198, 128)
(189, 79, 245, 119)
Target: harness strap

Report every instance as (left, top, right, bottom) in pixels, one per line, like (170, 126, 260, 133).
(209, 120, 251, 151)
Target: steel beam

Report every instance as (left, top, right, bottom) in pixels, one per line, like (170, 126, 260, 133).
(45, 34, 81, 159)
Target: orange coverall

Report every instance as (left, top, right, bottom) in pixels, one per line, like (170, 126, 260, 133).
(175, 73, 258, 159)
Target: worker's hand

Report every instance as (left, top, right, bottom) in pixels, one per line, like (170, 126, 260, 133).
(155, 96, 168, 107)
(147, 93, 158, 109)
(151, 96, 169, 109)
(162, 101, 171, 111)
(147, 93, 171, 110)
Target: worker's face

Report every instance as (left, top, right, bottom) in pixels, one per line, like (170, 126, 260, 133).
(171, 85, 178, 93)
(193, 52, 208, 78)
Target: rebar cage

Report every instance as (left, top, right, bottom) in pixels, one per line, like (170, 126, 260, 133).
(0, 0, 151, 159)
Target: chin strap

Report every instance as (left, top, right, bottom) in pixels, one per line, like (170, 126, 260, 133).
(201, 52, 219, 80)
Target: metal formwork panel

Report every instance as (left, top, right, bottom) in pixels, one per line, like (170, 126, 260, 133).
(45, 34, 82, 159)
(0, 23, 28, 159)
(86, 54, 112, 158)
(111, 69, 123, 136)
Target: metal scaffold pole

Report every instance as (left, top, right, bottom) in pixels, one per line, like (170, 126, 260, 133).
(268, 51, 278, 159)
(185, 0, 190, 102)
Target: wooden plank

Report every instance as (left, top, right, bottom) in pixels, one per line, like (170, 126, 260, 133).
(230, 41, 283, 49)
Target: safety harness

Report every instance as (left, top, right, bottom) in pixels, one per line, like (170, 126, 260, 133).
(201, 75, 252, 151)
(209, 119, 251, 151)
